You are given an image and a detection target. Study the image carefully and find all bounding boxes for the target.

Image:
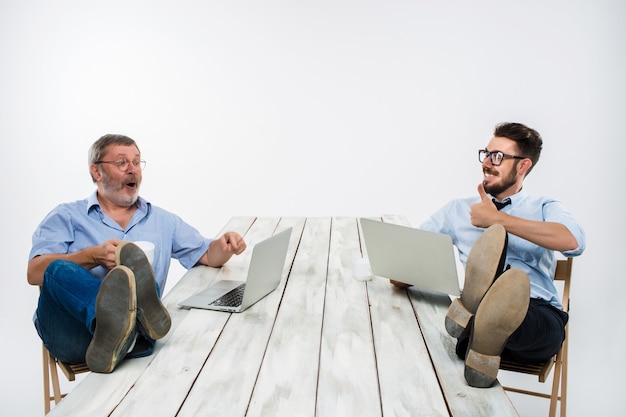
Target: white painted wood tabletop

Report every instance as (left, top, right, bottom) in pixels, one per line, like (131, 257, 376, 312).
(47, 216, 518, 417)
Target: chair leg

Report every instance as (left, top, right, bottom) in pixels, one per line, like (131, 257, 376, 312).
(48, 352, 63, 405)
(560, 339, 569, 417)
(549, 348, 564, 417)
(43, 344, 64, 414)
(42, 345, 50, 414)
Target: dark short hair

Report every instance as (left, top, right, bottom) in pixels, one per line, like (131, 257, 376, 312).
(493, 122, 542, 174)
(88, 134, 140, 182)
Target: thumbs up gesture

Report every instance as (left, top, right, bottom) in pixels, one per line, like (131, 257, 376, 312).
(470, 183, 499, 228)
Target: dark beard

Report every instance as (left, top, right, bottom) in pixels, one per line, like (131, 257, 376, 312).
(483, 165, 518, 196)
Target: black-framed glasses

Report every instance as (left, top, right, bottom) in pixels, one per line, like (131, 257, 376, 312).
(478, 149, 525, 166)
(95, 159, 146, 172)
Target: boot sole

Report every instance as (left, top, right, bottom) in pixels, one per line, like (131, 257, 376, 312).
(445, 224, 507, 338)
(86, 266, 137, 373)
(464, 268, 530, 387)
(116, 242, 171, 339)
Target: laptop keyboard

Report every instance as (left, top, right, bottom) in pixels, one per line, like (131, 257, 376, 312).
(209, 284, 246, 307)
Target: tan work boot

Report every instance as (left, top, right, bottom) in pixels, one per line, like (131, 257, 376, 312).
(445, 224, 508, 338)
(86, 265, 137, 373)
(116, 241, 171, 340)
(463, 268, 530, 388)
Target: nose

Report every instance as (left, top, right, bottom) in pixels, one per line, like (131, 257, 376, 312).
(482, 154, 495, 168)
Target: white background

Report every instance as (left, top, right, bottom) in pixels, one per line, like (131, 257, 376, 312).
(1, 1, 623, 416)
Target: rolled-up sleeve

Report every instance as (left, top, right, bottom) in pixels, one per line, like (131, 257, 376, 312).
(543, 200, 586, 257)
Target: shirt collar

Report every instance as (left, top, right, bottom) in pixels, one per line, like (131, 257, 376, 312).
(491, 188, 527, 206)
(86, 191, 151, 214)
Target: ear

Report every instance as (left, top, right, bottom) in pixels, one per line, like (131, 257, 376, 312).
(90, 164, 102, 181)
(518, 158, 533, 177)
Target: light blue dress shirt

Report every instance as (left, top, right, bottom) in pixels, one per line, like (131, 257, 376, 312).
(29, 191, 212, 293)
(419, 188, 585, 309)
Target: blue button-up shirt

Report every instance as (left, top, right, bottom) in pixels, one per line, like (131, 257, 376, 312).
(420, 189, 585, 309)
(29, 191, 212, 293)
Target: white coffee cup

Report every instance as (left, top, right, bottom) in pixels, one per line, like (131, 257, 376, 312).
(133, 241, 155, 265)
(352, 257, 373, 281)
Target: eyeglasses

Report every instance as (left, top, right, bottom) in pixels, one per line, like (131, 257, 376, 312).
(478, 149, 526, 166)
(95, 159, 146, 172)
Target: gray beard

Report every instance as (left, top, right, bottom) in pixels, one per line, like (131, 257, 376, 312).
(101, 177, 139, 207)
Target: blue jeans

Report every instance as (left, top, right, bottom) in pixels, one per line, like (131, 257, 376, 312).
(35, 259, 154, 364)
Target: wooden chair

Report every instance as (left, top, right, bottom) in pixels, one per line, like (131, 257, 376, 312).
(38, 284, 90, 413)
(42, 344, 90, 414)
(500, 257, 573, 417)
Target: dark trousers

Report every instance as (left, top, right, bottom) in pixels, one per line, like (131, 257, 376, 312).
(457, 298, 568, 364)
(503, 298, 569, 363)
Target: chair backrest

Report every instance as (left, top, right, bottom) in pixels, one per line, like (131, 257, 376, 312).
(553, 257, 573, 313)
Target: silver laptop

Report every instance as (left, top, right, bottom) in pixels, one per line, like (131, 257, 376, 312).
(178, 227, 293, 312)
(360, 218, 461, 296)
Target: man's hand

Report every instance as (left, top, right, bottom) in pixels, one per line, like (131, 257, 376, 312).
(204, 231, 247, 267)
(94, 239, 123, 270)
(216, 231, 247, 256)
(470, 183, 500, 228)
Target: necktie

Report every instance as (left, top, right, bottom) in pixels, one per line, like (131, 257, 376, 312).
(492, 198, 511, 210)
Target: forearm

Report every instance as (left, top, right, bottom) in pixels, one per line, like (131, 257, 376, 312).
(27, 249, 99, 286)
(201, 251, 232, 268)
(497, 213, 579, 252)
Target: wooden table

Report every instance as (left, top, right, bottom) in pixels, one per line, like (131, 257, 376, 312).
(48, 216, 519, 417)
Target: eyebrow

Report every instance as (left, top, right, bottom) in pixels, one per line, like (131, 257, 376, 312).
(485, 148, 511, 154)
(108, 153, 140, 159)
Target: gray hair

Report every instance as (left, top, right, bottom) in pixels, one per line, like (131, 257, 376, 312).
(88, 134, 140, 182)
